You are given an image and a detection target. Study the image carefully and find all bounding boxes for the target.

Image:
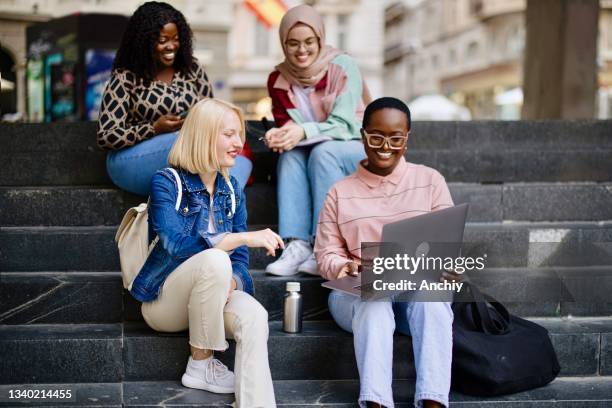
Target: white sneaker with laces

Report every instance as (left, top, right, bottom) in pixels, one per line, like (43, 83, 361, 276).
(297, 253, 318, 276)
(265, 239, 312, 276)
(181, 356, 235, 394)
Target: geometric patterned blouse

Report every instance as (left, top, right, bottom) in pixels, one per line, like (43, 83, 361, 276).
(96, 62, 213, 150)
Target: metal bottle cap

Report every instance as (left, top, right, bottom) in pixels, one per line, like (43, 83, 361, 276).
(286, 282, 301, 292)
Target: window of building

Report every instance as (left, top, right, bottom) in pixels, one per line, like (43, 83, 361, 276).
(254, 20, 269, 56)
(506, 24, 524, 54)
(337, 14, 349, 51)
(431, 54, 439, 68)
(466, 41, 479, 58)
(607, 15, 612, 52)
(449, 48, 457, 64)
(469, 0, 483, 15)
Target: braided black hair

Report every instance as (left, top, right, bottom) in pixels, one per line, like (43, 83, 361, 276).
(363, 97, 412, 130)
(113, 1, 195, 84)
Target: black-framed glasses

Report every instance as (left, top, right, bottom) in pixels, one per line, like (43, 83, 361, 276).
(361, 130, 408, 150)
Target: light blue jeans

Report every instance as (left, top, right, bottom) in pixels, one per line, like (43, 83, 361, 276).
(106, 132, 253, 196)
(328, 290, 453, 408)
(277, 140, 365, 240)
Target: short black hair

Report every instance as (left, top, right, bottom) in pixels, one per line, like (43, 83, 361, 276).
(362, 97, 411, 130)
(113, 1, 195, 84)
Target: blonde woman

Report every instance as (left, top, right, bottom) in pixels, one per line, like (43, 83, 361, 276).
(129, 98, 282, 407)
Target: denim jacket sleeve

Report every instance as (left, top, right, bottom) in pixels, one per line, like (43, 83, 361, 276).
(149, 171, 211, 260)
(228, 177, 253, 295)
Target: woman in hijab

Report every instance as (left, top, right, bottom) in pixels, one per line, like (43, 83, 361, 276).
(264, 4, 370, 277)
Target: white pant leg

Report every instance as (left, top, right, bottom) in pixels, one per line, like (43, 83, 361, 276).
(224, 290, 276, 408)
(141, 248, 232, 350)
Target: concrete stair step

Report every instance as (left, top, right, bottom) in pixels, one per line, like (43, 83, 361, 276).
(1, 377, 611, 407)
(2, 182, 611, 227)
(0, 383, 122, 407)
(0, 271, 330, 325)
(2, 121, 611, 186)
(5, 121, 612, 153)
(1, 222, 610, 271)
(121, 377, 612, 407)
(2, 267, 611, 325)
(1, 318, 611, 384)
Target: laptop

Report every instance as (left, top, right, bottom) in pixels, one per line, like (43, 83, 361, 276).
(322, 203, 469, 297)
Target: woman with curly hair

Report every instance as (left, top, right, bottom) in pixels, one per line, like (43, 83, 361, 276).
(97, 1, 253, 195)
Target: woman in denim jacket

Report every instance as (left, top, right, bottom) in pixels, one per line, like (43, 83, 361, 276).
(130, 98, 282, 407)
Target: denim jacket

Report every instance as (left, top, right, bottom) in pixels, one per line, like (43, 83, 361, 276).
(130, 167, 253, 302)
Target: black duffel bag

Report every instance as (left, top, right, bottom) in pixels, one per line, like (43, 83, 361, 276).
(451, 283, 560, 396)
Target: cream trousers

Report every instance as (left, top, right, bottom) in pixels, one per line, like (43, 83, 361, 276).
(141, 248, 276, 408)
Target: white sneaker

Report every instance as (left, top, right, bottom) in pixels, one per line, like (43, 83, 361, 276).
(181, 356, 235, 394)
(265, 239, 312, 276)
(297, 253, 318, 276)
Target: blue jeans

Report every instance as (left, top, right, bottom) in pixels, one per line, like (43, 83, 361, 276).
(328, 290, 453, 408)
(106, 132, 253, 196)
(277, 140, 365, 240)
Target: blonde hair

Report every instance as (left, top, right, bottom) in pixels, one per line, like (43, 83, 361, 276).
(168, 98, 245, 180)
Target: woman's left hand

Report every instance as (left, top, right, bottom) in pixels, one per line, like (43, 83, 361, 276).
(268, 123, 305, 153)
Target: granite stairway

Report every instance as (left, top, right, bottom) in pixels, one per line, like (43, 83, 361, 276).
(1, 121, 612, 407)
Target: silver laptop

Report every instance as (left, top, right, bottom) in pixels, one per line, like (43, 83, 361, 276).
(322, 203, 469, 297)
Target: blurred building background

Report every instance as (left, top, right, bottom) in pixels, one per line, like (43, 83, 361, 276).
(384, 0, 612, 119)
(0, 0, 610, 121)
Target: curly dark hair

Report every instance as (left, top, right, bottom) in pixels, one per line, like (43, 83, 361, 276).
(113, 1, 195, 83)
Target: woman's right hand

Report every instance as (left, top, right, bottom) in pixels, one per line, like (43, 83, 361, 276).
(264, 128, 285, 150)
(153, 114, 183, 134)
(337, 261, 359, 279)
(241, 229, 285, 256)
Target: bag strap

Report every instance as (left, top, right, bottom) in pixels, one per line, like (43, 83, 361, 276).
(147, 168, 183, 251)
(226, 177, 236, 216)
(165, 168, 235, 216)
(467, 284, 511, 335)
(167, 168, 182, 211)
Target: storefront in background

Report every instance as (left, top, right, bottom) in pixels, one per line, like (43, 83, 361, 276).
(26, 13, 127, 122)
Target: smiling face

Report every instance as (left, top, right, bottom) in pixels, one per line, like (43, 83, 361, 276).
(154, 22, 179, 68)
(362, 108, 409, 176)
(285, 23, 320, 69)
(216, 110, 244, 169)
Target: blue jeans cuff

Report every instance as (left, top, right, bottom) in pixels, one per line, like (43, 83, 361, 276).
(359, 393, 394, 408)
(414, 392, 448, 408)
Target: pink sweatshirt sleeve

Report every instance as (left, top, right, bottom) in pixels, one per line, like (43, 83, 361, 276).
(431, 171, 454, 210)
(314, 187, 351, 280)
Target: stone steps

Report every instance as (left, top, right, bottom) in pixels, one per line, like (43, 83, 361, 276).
(1, 319, 610, 385)
(2, 121, 611, 186)
(1, 120, 611, 406)
(2, 221, 610, 271)
(2, 182, 611, 226)
(1, 267, 611, 325)
(0, 271, 330, 325)
(1, 377, 611, 407)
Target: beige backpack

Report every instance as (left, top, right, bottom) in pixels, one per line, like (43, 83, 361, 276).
(115, 168, 182, 290)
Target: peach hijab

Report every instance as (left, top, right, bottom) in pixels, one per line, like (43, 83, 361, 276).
(275, 5, 371, 103)
(275, 5, 341, 87)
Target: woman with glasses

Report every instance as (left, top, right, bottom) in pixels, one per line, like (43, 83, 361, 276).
(264, 4, 370, 277)
(315, 97, 460, 408)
